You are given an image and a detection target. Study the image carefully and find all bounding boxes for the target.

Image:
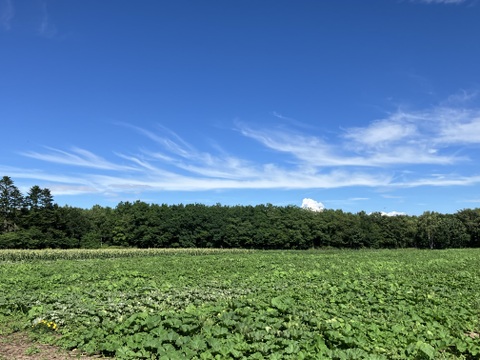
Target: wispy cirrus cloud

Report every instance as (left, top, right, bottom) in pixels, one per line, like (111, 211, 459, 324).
(122, 123, 262, 180)
(435, 110, 480, 144)
(0, 165, 99, 196)
(83, 168, 391, 192)
(9, 93, 480, 198)
(342, 103, 480, 165)
(0, 0, 14, 31)
(443, 90, 479, 105)
(394, 174, 480, 187)
(239, 109, 460, 167)
(21, 147, 139, 171)
(0, 165, 93, 186)
(461, 199, 480, 203)
(124, 126, 391, 189)
(238, 125, 361, 167)
(13, 138, 392, 196)
(38, 1, 57, 38)
(1, 0, 62, 37)
(344, 119, 418, 148)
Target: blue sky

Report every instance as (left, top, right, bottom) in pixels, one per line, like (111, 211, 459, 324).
(1, 0, 480, 215)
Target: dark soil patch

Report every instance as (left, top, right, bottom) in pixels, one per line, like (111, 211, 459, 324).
(0, 332, 103, 360)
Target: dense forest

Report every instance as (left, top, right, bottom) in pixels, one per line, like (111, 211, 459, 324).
(1, 176, 479, 250)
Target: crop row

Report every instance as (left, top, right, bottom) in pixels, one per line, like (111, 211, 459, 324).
(0, 247, 252, 262)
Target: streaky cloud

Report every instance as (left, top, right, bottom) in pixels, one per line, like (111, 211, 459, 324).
(0, 0, 14, 31)
(44, 184, 99, 196)
(443, 89, 478, 105)
(86, 169, 391, 193)
(344, 118, 418, 149)
(38, 1, 57, 38)
(0, 166, 93, 185)
(393, 174, 480, 187)
(22, 147, 139, 171)
(238, 124, 367, 167)
(435, 110, 480, 144)
(240, 119, 457, 167)
(11, 93, 480, 198)
(122, 123, 195, 158)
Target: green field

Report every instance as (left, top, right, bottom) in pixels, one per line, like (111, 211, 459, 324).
(1, 249, 480, 359)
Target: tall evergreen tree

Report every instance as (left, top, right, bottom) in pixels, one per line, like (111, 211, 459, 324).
(25, 185, 42, 210)
(39, 188, 54, 209)
(0, 176, 24, 233)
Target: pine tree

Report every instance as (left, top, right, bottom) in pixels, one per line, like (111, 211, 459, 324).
(0, 176, 24, 232)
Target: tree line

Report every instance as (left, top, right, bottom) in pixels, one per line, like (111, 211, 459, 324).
(1, 176, 479, 250)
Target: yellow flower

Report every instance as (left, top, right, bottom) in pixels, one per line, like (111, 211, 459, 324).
(34, 319, 57, 331)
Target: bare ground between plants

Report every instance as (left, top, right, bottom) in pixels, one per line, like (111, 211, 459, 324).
(0, 332, 104, 360)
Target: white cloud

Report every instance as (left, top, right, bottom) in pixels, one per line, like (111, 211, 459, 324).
(272, 111, 294, 122)
(0, 165, 93, 185)
(461, 199, 480, 203)
(395, 174, 480, 187)
(343, 106, 480, 164)
(381, 194, 404, 199)
(435, 111, 480, 144)
(9, 93, 480, 198)
(240, 114, 459, 167)
(81, 168, 390, 193)
(0, 0, 14, 30)
(344, 119, 417, 149)
(22, 147, 139, 171)
(301, 198, 325, 212)
(239, 125, 372, 167)
(45, 184, 99, 196)
(380, 211, 406, 217)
